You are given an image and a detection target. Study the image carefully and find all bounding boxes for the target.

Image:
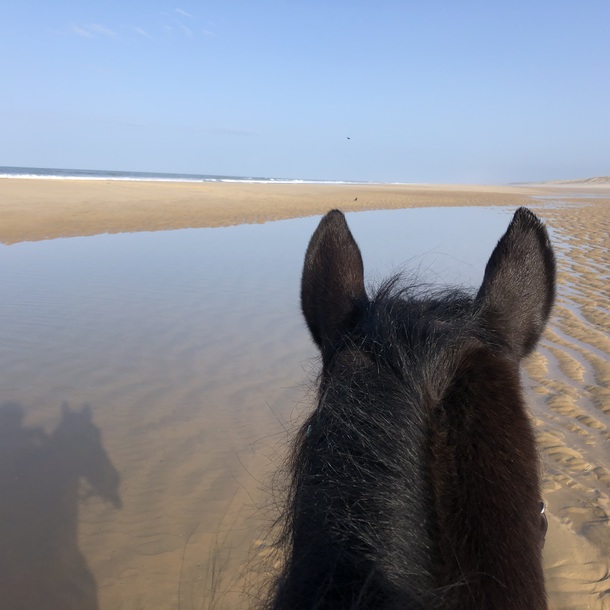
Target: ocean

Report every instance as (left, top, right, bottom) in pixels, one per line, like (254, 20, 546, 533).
(0, 165, 366, 185)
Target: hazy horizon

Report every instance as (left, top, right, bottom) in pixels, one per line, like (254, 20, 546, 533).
(2, 163, 609, 186)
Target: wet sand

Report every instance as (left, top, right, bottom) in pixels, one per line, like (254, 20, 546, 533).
(1, 179, 609, 608)
(522, 198, 610, 608)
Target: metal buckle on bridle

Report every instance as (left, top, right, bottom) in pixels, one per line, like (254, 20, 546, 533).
(539, 501, 548, 548)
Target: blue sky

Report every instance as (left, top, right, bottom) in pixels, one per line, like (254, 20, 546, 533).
(1, 1, 609, 183)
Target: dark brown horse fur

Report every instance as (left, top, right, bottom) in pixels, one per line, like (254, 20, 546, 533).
(268, 208, 555, 609)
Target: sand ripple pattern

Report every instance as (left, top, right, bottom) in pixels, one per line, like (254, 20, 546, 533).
(526, 201, 610, 609)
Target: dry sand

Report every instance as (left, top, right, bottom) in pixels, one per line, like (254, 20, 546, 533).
(1, 178, 609, 608)
(0, 177, 554, 244)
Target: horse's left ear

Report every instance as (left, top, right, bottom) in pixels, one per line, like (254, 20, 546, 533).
(476, 207, 556, 359)
(301, 210, 368, 360)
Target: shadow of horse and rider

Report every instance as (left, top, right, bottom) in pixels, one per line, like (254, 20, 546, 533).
(0, 400, 122, 610)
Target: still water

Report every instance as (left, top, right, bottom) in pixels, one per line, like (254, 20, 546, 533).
(0, 207, 520, 609)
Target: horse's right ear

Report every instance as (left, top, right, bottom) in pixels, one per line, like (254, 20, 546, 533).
(301, 210, 368, 359)
(476, 207, 556, 359)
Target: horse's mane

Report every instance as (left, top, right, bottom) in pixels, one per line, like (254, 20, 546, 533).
(271, 279, 484, 608)
(268, 208, 552, 609)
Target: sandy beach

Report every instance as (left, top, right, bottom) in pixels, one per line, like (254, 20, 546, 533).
(0, 177, 566, 244)
(1, 178, 609, 609)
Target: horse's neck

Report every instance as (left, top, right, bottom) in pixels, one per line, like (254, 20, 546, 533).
(430, 356, 546, 609)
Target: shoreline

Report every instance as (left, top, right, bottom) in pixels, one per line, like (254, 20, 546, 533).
(3, 177, 609, 245)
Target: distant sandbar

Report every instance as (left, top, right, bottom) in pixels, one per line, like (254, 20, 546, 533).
(2, 177, 609, 244)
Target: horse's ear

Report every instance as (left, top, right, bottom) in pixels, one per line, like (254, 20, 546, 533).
(301, 210, 368, 358)
(476, 207, 556, 359)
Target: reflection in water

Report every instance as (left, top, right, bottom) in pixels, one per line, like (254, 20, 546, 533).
(0, 207, 525, 608)
(3, 205, 606, 607)
(0, 401, 121, 610)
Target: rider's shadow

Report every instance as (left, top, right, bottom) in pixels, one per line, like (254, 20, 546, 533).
(0, 401, 122, 610)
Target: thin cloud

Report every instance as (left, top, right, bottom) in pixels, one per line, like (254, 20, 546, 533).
(71, 24, 93, 38)
(208, 127, 258, 137)
(203, 19, 217, 36)
(161, 7, 205, 39)
(179, 24, 193, 38)
(133, 26, 152, 38)
(71, 23, 117, 38)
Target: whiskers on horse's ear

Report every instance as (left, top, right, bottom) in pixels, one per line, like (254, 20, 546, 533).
(269, 208, 553, 610)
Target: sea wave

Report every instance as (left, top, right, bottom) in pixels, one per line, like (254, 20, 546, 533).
(0, 166, 371, 186)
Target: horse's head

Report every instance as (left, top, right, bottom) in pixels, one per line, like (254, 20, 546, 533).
(54, 402, 122, 509)
(301, 207, 555, 382)
(285, 208, 554, 609)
